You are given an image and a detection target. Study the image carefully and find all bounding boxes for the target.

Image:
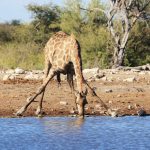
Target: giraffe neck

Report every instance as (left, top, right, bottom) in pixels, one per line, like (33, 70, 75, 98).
(76, 72, 83, 93)
(73, 56, 84, 93)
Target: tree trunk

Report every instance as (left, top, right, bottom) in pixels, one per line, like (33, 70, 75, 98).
(112, 47, 125, 68)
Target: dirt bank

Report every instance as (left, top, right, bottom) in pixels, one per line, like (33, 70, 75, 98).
(0, 68, 150, 117)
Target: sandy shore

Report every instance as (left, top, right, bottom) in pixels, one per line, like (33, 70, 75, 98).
(0, 68, 150, 118)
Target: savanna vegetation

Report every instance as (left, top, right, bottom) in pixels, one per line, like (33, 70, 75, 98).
(0, 0, 149, 70)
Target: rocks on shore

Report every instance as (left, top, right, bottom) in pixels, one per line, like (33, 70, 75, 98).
(137, 108, 146, 116)
(59, 101, 68, 106)
(14, 68, 25, 74)
(3, 74, 16, 81)
(123, 77, 136, 82)
(1, 68, 44, 81)
(0, 64, 150, 82)
(105, 89, 113, 93)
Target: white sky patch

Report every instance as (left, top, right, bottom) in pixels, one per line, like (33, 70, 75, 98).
(0, 0, 108, 23)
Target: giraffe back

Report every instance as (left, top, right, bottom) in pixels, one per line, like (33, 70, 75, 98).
(44, 31, 81, 72)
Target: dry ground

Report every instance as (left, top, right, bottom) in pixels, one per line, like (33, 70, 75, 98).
(0, 70, 150, 117)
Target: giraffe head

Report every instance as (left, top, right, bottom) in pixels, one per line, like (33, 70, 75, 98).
(75, 88, 88, 117)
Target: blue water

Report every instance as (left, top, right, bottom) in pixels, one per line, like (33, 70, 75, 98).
(0, 116, 150, 150)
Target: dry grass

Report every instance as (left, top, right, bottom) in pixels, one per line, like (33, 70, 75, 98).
(0, 42, 44, 70)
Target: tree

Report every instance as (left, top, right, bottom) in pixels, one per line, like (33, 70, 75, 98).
(81, 0, 150, 68)
(27, 4, 60, 44)
(60, 0, 111, 68)
(0, 24, 15, 42)
(80, 0, 111, 68)
(106, 0, 150, 68)
(86, 0, 107, 26)
(60, 0, 83, 35)
(125, 21, 150, 66)
(10, 20, 21, 26)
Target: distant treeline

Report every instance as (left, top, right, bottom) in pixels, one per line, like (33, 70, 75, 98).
(0, 0, 149, 70)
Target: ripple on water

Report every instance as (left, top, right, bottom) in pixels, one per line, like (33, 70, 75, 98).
(0, 116, 150, 150)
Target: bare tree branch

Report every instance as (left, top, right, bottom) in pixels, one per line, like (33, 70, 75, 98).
(80, 0, 150, 68)
(80, 7, 105, 14)
(141, 0, 150, 11)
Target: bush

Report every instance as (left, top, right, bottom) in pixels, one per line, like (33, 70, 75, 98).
(0, 24, 15, 42)
(0, 42, 44, 70)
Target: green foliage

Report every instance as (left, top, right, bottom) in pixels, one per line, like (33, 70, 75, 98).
(0, 0, 149, 70)
(86, 0, 107, 26)
(27, 4, 61, 44)
(0, 24, 15, 42)
(60, 0, 83, 35)
(124, 21, 150, 66)
(13, 24, 34, 43)
(0, 42, 44, 70)
(60, 0, 111, 68)
(10, 20, 21, 26)
(28, 4, 60, 30)
(80, 26, 112, 68)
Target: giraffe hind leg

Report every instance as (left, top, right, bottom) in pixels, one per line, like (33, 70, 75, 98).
(67, 72, 78, 110)
(57, 73, 61, 88)
(67, 72, 74, 93)
(44, 59, 51, 78)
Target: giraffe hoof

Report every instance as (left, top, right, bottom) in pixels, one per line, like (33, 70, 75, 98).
(15, 106, 26, 116)
(35, 108, 41, 115)
(78, 115, 84, 119)
(37, 114, 43, 118)
(35, 108, 45, 117)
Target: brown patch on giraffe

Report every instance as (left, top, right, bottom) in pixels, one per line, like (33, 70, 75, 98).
(53, 55, 58, 61)
(63, 56, 65, 61)
(57, 60, 63, 67)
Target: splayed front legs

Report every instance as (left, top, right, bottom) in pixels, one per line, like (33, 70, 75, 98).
(16, 70, 55, 116)
(16, 70, 87, 117)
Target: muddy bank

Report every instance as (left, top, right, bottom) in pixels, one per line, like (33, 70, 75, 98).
(0, 66, 150, 117)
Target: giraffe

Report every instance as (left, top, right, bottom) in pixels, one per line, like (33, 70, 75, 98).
(16, 31, 88, 118)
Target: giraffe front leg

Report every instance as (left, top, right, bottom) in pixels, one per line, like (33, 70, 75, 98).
(75, 94, 86, 118)
(35, 59, 51, 117)
(35, 90, 45, 117)
(16, 69, 55, 116)
(77, 103, 84, 118)
(75, 91, 88, 118)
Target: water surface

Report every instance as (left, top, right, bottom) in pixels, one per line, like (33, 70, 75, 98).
(0, 116, 150, 150)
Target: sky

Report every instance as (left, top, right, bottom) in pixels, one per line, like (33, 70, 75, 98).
(0, 0, 64, 23)
(0, 0, 107, 23)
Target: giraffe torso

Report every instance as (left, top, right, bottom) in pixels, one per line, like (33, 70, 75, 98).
(44, 31, 80, 74)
